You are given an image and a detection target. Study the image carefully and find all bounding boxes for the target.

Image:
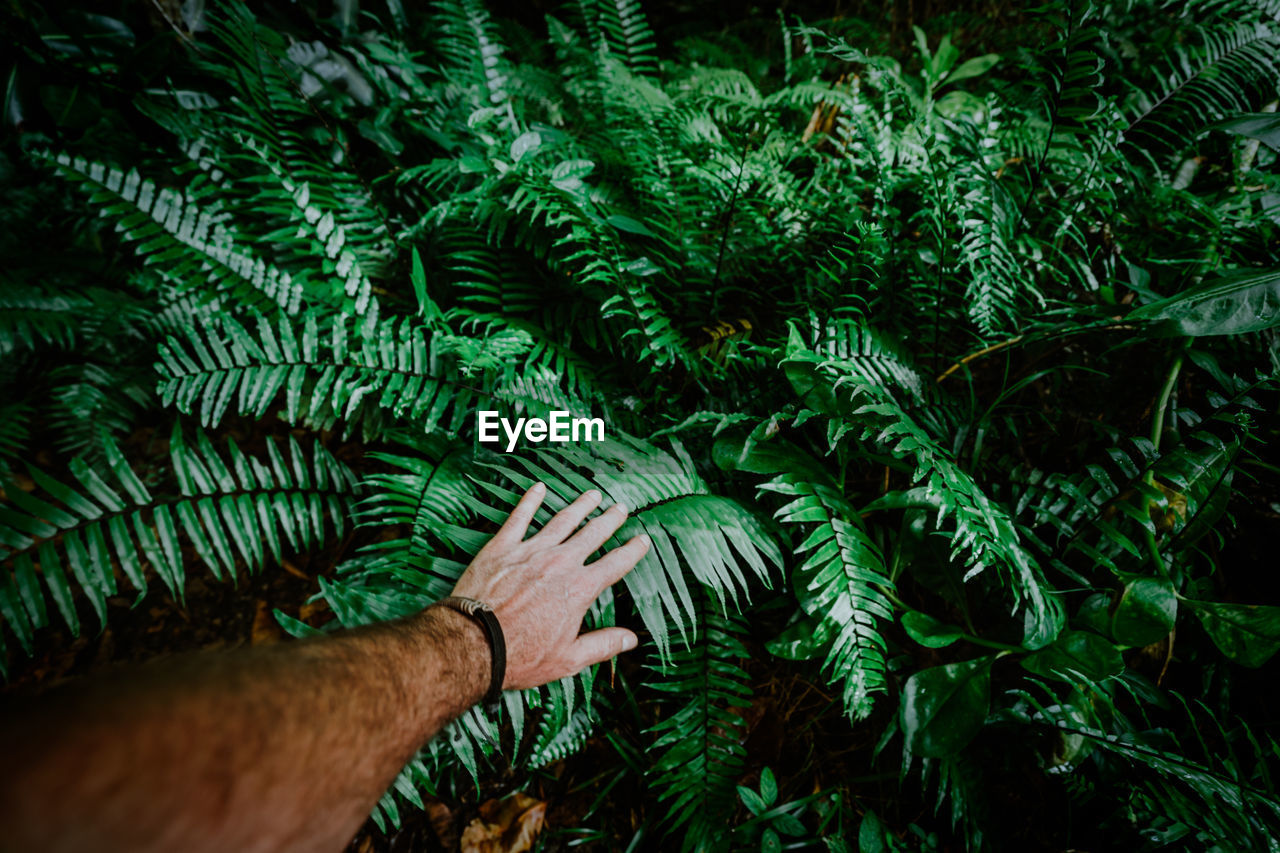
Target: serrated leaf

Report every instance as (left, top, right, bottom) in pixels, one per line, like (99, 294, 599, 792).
(739, 786, 768, 816)
(759, 767, 777, 806)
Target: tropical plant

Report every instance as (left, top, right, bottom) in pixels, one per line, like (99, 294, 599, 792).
(4, 0, 1280, 848)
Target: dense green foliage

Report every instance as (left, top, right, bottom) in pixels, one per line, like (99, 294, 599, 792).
(4, 0, 1280, 848)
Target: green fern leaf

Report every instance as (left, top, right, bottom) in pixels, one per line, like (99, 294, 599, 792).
(0, 428, 358, 654)
(36, 151, 305, 314)
(647, 592, 752, 852)
(479, 433, 781, 655)
(784, 327, 1063, 648)
(764, 475, 893, 720)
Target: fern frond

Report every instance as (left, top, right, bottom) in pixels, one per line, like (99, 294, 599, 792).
(0, 402, 32, 473)
(432, 0, 512, 109)
(809, 317, 928, 405)
(479, 434, 781, 654)
(1029, 692, 1280, 849)
(784, 330, 1063, 647)
(0, 429, 358, 655)
(272, 167, 377, 316)
(1045, 393, 1256, 579)
(646, 593, 752, 852)
(763, 474, 893, 720)
(954, 150, 1033, 336)
(525, 700, 598, 769)
(36, 152, 305, 314)
(156, 310, 555, 438)
(1126, 18, 1280, 152)
(357, 433, 478, 594)
(195, 5, 394, 272)
(0, 287, 91, 356)
(44, 362, 153, 459)
(594, 0, 659, 77)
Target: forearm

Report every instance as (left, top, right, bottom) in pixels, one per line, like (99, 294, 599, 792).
(1, 483, 646, 852)
(0, 606, 487, 853)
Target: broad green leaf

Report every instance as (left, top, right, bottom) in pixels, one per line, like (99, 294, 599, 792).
(902, 610, 963, 648)
(550, 158, 594, 184)
(1186, 600, 1280, 668)
(1020, 630, 1124, 682)
(773, 813, 806, 836)
(860, 487, 939, 513)
(900, 656, 993, 758)
(935, 90, 988, 120)
(509, 131, 541, 163)
(1074, 593, 1113, 637)
(1213, 112, 1280, 149)
(858, 811, 887, 853)
(943, 54, 1000, 85)
(1111, 578, 1177, 647)
(605, 214, 656, 237)
(759, 767, 777, 806)
(1129, 269, 1280, 336)
(742, 778, 768, 814)
(712, 434, 826, 480)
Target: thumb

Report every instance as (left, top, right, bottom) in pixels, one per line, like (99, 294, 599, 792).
(572, 627, 639, 671)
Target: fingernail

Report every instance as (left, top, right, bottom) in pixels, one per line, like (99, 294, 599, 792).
(638, 533, 650, 549)
(612, 502, 628, 516)
(586, 489, 601, 501)
(531, 481, 546, 493)
(622, 633, 638, 652)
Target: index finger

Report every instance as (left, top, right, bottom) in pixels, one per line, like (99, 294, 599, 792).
(493, 482, 546, 544)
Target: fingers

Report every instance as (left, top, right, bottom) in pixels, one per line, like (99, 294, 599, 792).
(571, 627, 639, 671)
(564, 501, 630, 559)
(494, 482, 546, 544)
(535, 489, 603, 544)
(586, 534, 650, 593)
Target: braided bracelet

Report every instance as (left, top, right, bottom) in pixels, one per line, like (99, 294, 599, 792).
(434, 596, 506, 712)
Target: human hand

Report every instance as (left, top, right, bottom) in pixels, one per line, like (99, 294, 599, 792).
(449, 482, 649, 691)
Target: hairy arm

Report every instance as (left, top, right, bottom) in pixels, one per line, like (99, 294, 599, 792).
(0, 483, 646, 852)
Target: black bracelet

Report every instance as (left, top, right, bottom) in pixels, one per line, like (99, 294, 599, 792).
(435, 596, 506, 712)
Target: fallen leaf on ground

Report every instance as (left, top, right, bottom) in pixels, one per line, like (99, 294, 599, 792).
(281, 559, 310, 581)
(460, 793, 546, 853)
(424, 799, 456, 848)
(299, 600, 330, 623)
(251, 600, 283, 645)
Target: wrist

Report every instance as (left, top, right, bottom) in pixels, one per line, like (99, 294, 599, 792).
(406, 607, 491, 728)
(433, 597, 506, 711)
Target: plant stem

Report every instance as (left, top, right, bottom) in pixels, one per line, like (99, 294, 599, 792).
(1143, 343, 1186, 577)
(876, 584, 909, 611)
(964, 636, 1024, 653)
(1149, 349, 1185, 453)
